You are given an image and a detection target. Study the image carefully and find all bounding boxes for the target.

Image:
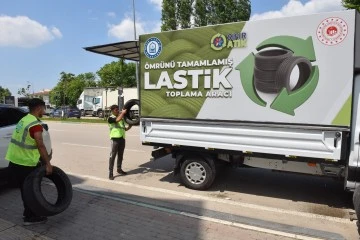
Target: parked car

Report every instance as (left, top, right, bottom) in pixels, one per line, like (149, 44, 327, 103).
(45, 105, 53, 116)
(50, 106, 81, 119)
(0, 105, 28, 168)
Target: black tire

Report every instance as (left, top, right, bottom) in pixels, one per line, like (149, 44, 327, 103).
(180, 156, 215, 190)
(124, 99, 140, 126)
(23, 166, 73, 217)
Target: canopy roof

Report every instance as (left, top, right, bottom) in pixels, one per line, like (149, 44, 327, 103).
(84, 41, 139, 61)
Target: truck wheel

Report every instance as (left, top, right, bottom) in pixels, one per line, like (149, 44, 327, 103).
(98, 111, 104, 118)
(180, 157, 215, 190)
(22, 166, 73, 216)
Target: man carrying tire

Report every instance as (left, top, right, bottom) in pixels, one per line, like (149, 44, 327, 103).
(5, 98, 53, 225)
(108, 104, 131, 180)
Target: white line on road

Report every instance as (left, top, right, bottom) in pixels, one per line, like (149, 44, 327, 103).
(67, 172, 352, 224)
(61, 142, 145, 152)
(74, 186, 325, 240)
(51, 129, 139, 137)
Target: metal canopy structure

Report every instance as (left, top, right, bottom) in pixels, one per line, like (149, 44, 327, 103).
(84, 41, 140, 61)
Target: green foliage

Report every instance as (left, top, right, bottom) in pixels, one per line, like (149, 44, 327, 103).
(177, 0, 194, 29)
(50, 72, 98, 106)
(194, 0, 209, 27)
(0, 86, 11, 103)
(17, 84, 32, 98)
(96, 59, 136, 88)
(342, 0, 360, 11)
(197, 0, 251, 26)
(49, 59, 135, 107)
(162, 0, 251, 30)
(161, 0, 177, 31)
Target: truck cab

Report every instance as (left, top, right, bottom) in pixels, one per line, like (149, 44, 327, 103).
(92, 96, 103, 118)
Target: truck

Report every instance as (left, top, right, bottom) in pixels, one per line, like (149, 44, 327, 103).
(76, 88, 102, 116)
(86, 9, 360, 231)
(92, 88, 120, 118)
(92, 87, 138, 118)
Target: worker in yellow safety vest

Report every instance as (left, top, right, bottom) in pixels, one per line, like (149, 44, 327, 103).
(6, 98, 53, 226)
(107, 104, 131, 180)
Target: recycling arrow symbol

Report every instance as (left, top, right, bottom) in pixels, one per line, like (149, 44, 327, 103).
(235, 36, 319, 116)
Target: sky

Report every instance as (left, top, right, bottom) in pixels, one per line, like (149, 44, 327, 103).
(0, 0, 344, 96)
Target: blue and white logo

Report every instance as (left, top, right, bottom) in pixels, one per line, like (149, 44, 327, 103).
(144, 37, 162, 59)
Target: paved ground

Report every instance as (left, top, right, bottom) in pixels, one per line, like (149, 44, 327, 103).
(0, 121, 359, 239)
(0, 185, 299, 240)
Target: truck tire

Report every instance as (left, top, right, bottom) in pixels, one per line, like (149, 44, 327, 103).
(180, 156, 215, 190)
(124, 99, 140, 126)
(98, 110, 104, 118)
(22, 166, 73, 217)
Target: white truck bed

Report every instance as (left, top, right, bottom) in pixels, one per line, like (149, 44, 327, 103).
(141, 118, 347, 160)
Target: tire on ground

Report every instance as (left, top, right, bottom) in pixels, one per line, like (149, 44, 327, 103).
(124, 99, 140, 126)
(23, 166, 73, 216)
(180, 156, 216, 190)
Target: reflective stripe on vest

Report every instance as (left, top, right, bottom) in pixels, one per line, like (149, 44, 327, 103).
(21, 120, 41, 145)
(10, 138, 38, 149)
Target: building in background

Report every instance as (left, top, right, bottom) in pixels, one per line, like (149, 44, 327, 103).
(31, 89, 52, 106)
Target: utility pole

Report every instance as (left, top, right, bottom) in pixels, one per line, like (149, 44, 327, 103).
(132, 0, 140, 93)
(132, 0, 137, 40)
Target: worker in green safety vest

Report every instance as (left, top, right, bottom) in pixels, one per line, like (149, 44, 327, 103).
(5, 98, 53, 226)
(107, 104, 131, 180)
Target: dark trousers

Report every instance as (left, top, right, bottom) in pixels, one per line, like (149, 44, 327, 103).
(109, 138, 125, 172)
(8, 162, 38, 218)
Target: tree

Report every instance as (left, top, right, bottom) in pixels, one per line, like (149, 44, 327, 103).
(50, 72, 98, 106)
(17, 84, 32, 98)
(194, 0, 251, 27)
(161, 0, 177, 31)
(0, 86, 11, 103)
(177, 0, 194, 29)
(97, 60, 136, 88)
(194, 0, 209, 27)
(342, 0, 360, 11)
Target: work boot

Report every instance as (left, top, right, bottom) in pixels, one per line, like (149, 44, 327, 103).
(109, 172, 114, 180)
(117, 169, 127, 176)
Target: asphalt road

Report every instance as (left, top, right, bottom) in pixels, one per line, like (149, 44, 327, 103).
(46, 121, 358, 239)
